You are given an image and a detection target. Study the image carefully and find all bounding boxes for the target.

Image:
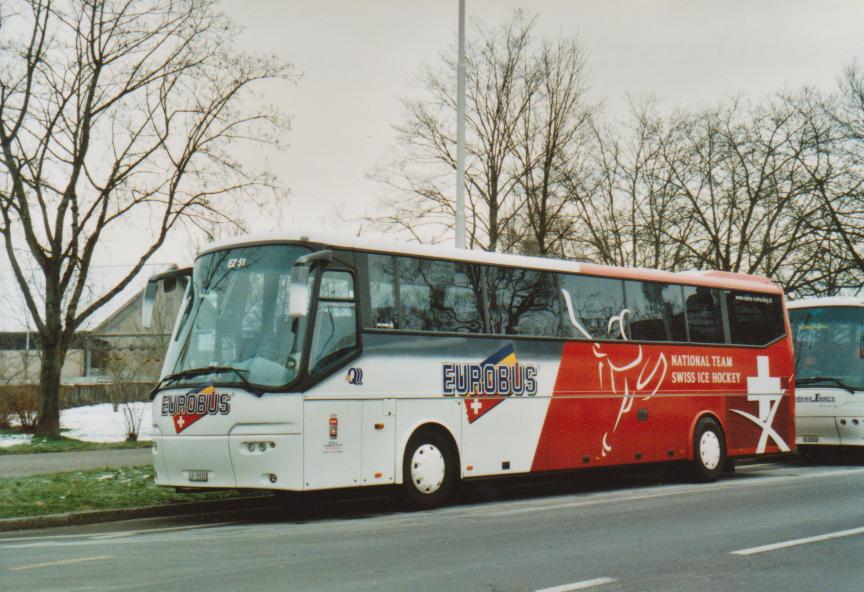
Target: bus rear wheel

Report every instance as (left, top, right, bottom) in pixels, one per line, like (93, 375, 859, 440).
(691, 417, 726, 482)
(401, 430, 457, 509)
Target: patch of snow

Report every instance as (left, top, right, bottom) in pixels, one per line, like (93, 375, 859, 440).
(61, 402, 152, 442)
(0, 433, 33, 448)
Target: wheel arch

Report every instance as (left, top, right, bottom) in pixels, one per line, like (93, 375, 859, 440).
(395, 421, 461, 485)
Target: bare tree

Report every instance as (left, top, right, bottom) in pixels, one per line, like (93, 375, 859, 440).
(552, 92, 844, 294)
(371, 12, 589, 252)
(510, 36, 593, 257)
(651, 96, 828, 289)
(0, 0, 294, 436)
(795, 65, 864, 291)
(563, 100, 694, 270)
(372, 11, 864, 298)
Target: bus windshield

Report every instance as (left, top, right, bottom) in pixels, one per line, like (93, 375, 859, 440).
(170, 244, 310, 389)
(790, 306, 864, 391)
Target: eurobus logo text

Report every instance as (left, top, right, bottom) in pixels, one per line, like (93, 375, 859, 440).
(161, 385, 231, 433)
(442, 344, 538, 397)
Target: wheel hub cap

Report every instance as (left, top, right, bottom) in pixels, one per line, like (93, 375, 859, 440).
(410, 444, 445, 495)
(700, 431, 721, 470)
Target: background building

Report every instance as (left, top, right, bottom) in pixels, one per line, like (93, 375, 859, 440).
(0, 266, 184, 406)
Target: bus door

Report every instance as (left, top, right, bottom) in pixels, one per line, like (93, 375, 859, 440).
(302, 268, 365, 490)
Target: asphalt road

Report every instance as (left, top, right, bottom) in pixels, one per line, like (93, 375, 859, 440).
(1, 455, 863, 592)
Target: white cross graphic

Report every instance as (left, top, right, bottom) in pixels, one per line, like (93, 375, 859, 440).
(470, 398, 483, 414)
(731, 356, 789, 453)
(176, 416, 185, 428)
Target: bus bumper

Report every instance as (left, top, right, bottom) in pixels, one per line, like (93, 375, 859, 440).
(152, 430, 304, 491)
(796, 415, 864, 447)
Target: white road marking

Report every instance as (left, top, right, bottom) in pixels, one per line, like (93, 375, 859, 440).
(535, 577, 617, 592)
(9, 554, 112, 571)
(731, 526, 864, 556)
(482, 466, 864, 518)
(0, 522, 237, 549)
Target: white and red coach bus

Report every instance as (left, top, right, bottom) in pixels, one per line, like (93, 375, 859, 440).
(143, 233, 795, 506)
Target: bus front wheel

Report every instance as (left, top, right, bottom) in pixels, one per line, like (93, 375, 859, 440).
(691, 417, 726, 482)
(401, 430, 457, 509)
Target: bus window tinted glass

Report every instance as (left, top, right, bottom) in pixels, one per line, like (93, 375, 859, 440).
(310, 271, 358, 375)
(624, 281, 686, 342)
(726, 292, 784, 345)
(485, 267, 562, 336)
(398, 257, 481, 333)
(368, 254, 396, 328)
(684, 286, 725, 343)
(309, 301, 358, 374)
(320, 270, 354, 299)
(559, 275, 626, 340)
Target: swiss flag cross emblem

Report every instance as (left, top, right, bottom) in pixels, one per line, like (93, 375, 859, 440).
(465, 345, 518, 424)
(172, 385, 216, 434)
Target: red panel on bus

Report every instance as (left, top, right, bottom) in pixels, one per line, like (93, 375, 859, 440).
(531, 340, 794, 471)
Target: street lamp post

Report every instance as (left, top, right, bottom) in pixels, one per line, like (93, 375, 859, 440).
(455, 0, 466, 249)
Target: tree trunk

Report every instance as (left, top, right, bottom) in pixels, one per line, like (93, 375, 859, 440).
(33, 341, 67, 437)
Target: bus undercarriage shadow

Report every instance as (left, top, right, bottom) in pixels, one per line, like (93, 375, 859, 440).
(786, 446, 864, 466)
(223, 461, 727, 525)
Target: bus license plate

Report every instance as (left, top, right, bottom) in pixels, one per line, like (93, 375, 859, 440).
(802, 436, 819, 443)
(188, 470, 209, 482)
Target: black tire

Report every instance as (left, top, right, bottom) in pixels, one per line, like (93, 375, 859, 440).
(691, 417, 726, 482)
(401, 430, 458, 509)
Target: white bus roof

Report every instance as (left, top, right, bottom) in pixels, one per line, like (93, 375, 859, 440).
(200, 232, 783, 295)
(787, 296, 864, 309)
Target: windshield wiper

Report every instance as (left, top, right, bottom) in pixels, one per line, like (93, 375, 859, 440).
(150, 366, 262, 399)
(796, 376, 857, 394)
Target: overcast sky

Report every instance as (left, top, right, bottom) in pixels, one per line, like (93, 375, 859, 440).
(4, 1, 864, 327)
(218, 0, 864, 241)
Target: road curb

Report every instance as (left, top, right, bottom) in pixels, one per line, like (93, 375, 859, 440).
(0, 494, 275, 532)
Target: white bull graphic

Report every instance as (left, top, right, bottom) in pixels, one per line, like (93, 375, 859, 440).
(562, 290, 669, 457)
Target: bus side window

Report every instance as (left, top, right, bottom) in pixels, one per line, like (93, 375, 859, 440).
(624, 281, 686, 342)
(684, 286, 725, 344)
(309, 270, 358, 376)
(398, 256, 481, 333)
(559, 274, 626, 340)
(726, 292, 784, 346)
(368, 254, 397, 329)
(488, 267, 560, 337)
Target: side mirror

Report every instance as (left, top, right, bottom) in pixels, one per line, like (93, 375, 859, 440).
(288, 249, 333, 318)
(141, 265, 192, 328)
(289, 265, 310, 318)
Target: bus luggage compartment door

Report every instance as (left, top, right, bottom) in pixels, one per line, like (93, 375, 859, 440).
(303, 401, 362, 490)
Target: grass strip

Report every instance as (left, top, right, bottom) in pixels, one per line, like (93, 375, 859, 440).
(0, 434, 151, 455)
(0, 465, 243, 519)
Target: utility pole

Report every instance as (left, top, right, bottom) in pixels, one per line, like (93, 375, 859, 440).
(455, 0, 467, 249)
